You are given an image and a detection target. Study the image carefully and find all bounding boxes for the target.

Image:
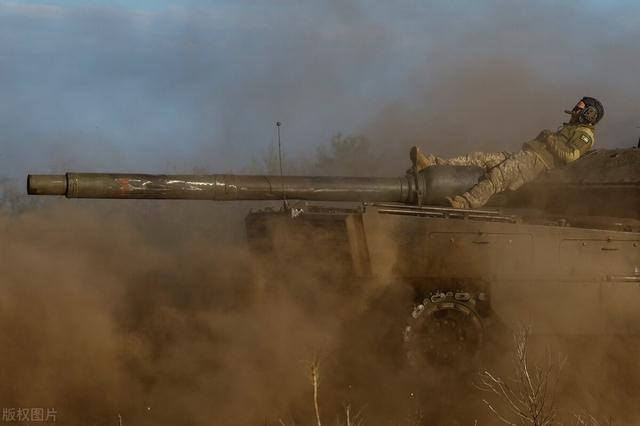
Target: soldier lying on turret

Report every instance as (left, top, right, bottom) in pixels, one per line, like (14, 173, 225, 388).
(411, 96, 604, 209)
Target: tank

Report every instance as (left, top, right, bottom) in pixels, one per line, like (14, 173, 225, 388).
(26, 147, 640, 366)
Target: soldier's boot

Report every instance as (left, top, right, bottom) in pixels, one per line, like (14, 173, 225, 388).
(446, 195, 471, 209)
(410, 146, 436, 172)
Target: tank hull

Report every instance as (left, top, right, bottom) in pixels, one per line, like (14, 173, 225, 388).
(246, 202, 640, 336)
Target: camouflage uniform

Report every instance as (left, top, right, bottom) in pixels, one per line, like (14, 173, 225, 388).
(428, 123, 596, 208)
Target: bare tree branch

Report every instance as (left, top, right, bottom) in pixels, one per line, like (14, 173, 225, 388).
(476, 326, 565, 426)
(309, 359, 322, 426)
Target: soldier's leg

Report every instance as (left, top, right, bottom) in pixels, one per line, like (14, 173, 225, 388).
(411, 146, 509, 171)
(450, 150, 547, 209)
(435, 151, 511, 169)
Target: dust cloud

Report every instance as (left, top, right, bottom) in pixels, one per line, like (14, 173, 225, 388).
(0, 195, 425, 425)
(2, 176, 640, 425)
(2, 1, 640, 424)
(0, 201, 300, 424)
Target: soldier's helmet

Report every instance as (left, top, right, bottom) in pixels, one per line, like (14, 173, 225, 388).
(572, 96, 604, 125)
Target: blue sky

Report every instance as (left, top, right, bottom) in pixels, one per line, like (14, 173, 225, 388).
(1, 1, 639, 177)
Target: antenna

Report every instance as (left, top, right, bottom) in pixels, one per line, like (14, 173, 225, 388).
(276, 121, 288, 209)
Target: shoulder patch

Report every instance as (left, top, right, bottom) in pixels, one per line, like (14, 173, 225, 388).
(580, 134, 590, 143)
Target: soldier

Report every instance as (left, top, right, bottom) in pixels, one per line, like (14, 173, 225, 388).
(411, 96, 604, 209)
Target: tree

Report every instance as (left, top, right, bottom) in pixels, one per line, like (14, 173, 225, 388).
(313, 133, 380, 176)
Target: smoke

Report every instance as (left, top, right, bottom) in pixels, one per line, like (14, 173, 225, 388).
(2, 1, 639, 178)
(0, 200, 353, 424)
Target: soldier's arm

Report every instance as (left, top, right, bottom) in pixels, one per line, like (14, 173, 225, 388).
(545, 130, 594, 164)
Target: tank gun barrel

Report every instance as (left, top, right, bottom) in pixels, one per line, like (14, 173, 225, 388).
(27, 167, 486, 205)
(27, 173, 415, 203)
